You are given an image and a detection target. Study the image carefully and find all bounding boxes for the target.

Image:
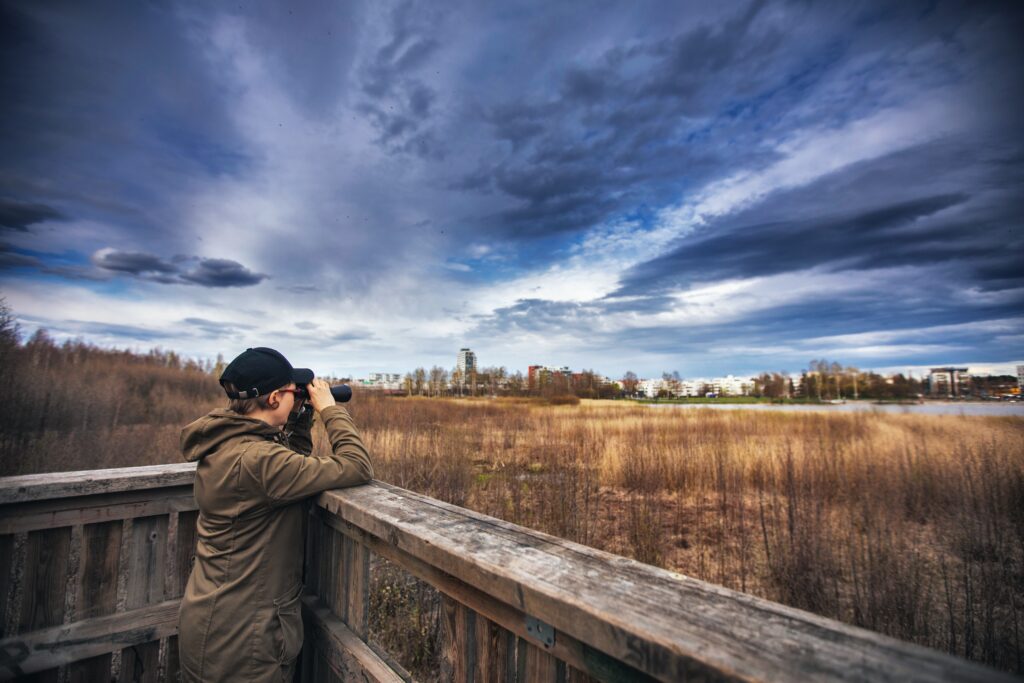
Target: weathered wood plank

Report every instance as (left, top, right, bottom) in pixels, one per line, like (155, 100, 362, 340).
(319, 508, 655, 681)
(301, 595, 403, 683)
(344, 537, 370, 639)
(565, 664, 601, 683)
(523, 642, 561, 682)
(67, 520, 121, 682)
(12, 527, 69, 682)
(0, 534, 13, 640)
(18, 528, 70, 634)
(318, 482, 1012, 683)
(0, 599, 179, 678)
(119, 515, 167, 683)
(305, 506, 321, 596)
(441, 597, 475, 683)
(165, 509, 195, 679)
(0, 487, 197, 535)
(324, 524, 342, 620)
(0, 463, 197, 504)
(473, 615, 511, 683)
(74, 521, 122, 621)
(171, 510, 198, 599)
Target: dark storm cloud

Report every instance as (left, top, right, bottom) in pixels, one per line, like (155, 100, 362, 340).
(90, 249, 267, 287)
(0, 1, 248, 248)
(180, 259, 268, 287)
(619, 193, 970, 291)
(0, 199, 64, 231)
(0, 244, 41, 269)
(92, 250, 178, 276)
(454, 0, 802, 237)
(357, 3, 444, 158)
(615, 138, 1024, 297)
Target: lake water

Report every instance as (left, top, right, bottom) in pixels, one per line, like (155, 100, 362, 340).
(645, 401, 1024, 417)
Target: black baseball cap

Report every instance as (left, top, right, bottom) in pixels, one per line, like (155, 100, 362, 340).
(219, 347, 314, 399)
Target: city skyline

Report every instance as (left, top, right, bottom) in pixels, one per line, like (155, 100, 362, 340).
(1, 2, 1022, 378)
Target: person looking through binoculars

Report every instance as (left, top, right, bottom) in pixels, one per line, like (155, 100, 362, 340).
(177, 347, 374, 682)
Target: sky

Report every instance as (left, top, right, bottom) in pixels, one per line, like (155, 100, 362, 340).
(1, 0, 1022, 379)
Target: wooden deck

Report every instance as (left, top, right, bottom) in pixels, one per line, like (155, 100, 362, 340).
(0, 464, 1012, 682)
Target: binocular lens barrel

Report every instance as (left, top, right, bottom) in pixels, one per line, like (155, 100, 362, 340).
(295, 384, 352, 403)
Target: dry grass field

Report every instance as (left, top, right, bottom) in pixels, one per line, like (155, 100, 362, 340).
(340, 396, 1024, 675)
(1, 335, 1021, 674)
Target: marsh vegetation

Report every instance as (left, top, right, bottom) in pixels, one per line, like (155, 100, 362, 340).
(1, 331, 1021, 674)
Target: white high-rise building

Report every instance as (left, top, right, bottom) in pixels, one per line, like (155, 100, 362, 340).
(457, 348, 477, 377)
(1017, 365, 1023, 390)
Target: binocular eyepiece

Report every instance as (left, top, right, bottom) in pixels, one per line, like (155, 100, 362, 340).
(295, 384, 352, 403)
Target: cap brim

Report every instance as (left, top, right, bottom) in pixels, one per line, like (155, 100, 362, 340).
(293, 368, 314, 385)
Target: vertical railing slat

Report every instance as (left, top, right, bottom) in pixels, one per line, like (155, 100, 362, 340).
(523, 641, 562, 682)
(18, 527, 71, 683)
(441, 596, 477, 682)
(344, 537, 370, 639)
(473, 615, 513, 683)
(325, 526, 343, 621)
(68, 520, 122, 682)
(119, 515, 167, 683)
(166, 509, 197, 683)
(0, 533, 14, 640)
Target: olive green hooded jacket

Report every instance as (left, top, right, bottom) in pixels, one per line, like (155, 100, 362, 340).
(177, 405, 373, 682)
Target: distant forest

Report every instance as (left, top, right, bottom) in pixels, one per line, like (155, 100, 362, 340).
(0, 302, 223, 476)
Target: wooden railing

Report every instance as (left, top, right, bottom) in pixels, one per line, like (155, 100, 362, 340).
(0, 464, 1012, 682)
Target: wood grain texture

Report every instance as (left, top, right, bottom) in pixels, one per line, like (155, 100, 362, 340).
(317, 482, 1013, 683)
(301, 595, 403, 683)
(0, 534, 13, 640)
(325, 526, 342, 621)
(67, 520, 121, 682)
(11, 528, 70, 683)
(0, 599, 179, 678)
(119, 515, 167, 683)
(171, 510, 198, 599)
(344, 538, 370, 639)
(18, 528, 70, 634)
(0, 487, 197, 535)
(320, 507, 675, 682)
(473, 615, 511, 683)
(523, 642, 561, 682)
(0, 463, 197, 504)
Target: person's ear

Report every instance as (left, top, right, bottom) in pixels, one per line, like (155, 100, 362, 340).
(267, 389, 281, 410)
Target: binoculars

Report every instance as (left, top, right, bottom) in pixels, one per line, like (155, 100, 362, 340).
(295, 384, 352, 403)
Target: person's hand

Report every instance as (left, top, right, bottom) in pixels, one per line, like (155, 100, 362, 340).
(307, 378, 336, 413)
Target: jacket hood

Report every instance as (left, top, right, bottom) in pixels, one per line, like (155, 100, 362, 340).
(181, 409, 280, 462)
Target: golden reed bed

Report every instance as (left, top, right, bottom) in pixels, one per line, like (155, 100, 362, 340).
(341, 397, 1023, 674)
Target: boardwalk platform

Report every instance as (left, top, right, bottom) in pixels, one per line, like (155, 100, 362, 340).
(0, 464, 1011, 682)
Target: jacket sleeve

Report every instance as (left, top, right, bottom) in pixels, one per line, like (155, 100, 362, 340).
(241, 405, 374, 506)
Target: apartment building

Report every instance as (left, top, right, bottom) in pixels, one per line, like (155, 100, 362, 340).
(457, 348, 477, 377)
(928, 367, 968, 397)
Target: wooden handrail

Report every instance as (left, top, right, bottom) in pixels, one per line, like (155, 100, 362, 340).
(0, 464, 1016, 682)
(315, 481, 1009, 683)
(0, 463, 197, 504)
